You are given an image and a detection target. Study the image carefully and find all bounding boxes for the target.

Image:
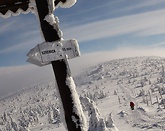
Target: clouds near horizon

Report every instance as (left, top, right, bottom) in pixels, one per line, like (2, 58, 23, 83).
(1, 47, 165, 98)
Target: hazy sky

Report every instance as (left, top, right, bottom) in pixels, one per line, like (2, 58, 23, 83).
(1, 0, 165, 97)
(1, 0, 165, 66)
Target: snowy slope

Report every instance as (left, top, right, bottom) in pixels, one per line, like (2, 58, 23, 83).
(0, 56, 165, 131)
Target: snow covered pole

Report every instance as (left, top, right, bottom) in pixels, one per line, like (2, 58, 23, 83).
(34, 0, 87, 130)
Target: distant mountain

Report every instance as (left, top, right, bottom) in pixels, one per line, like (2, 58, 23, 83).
(0, 56, 165, 131)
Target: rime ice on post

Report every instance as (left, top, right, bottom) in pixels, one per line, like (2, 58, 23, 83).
(0, 0, 87, 131)
(31, 0, 87, 130)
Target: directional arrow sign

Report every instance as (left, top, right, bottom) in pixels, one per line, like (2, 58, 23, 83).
(27, 39, 80, 66)
(26, 57, 50, 66)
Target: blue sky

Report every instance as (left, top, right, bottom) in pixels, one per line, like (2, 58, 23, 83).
(1, 0, 165, 67)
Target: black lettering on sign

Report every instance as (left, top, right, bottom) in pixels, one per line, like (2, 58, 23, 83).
(42, 50, 56, 55)
(67, 47, 72, 50)
(62, 48, 66, 51)
(62, 47, 72, 51)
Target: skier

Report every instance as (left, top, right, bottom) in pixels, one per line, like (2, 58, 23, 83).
(130, 102, 135, 110)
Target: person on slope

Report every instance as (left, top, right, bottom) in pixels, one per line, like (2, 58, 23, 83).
(130, 102, 135, 110)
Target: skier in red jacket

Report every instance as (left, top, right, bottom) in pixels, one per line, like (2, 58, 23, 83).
(130, 102, 135, 110)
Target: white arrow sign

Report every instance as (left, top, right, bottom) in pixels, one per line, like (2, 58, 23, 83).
(27, 39, 80, 66)
(26, 57, 50, 66)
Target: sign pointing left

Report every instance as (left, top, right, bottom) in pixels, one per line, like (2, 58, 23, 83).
(27, 39, 80, 66)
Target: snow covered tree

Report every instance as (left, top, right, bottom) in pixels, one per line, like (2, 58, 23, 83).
(48, 108, 54, 124)
(8, 115, 19, 131)
(19, 126, 30, 131)
(5, 121, 13, 131)
(52, 107, 61, 126)
(80, 97, 119, 131)
(18, 114, 30, 128)
(2, 112, 7, 123)
(106, 113, 119, 131)
(106, 113, 113, 127)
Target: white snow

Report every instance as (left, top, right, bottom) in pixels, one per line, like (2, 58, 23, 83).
(27, 39, 80, 66)
(1, 56, 165, 131)
(66, 76, 88, 130)
(44, 14, 63, 38)
(54, 0, 77, 8)
(0, 8, 31, 18)
(0, 0, 77, 18)
(0, 0, 35, 18)
(44, 14, 57, 25)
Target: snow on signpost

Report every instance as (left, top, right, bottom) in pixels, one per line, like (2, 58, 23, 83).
(0, 0, 87, 130)
(27, 39, 80, 66)
(33, 0, 87, 130)
(26, 0, 81, 67)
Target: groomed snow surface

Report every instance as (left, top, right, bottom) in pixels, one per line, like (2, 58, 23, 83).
(0, 56, 165, 131)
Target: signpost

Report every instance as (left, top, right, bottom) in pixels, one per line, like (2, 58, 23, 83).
(0, 0, 87, 130)
(27, 39, 80, 66)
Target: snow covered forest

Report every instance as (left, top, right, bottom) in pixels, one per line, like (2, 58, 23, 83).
(0, 56, 165, 131)
(1, 0, 165, 130)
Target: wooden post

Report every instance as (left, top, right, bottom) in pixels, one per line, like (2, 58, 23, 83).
(35, 0, 86, 130)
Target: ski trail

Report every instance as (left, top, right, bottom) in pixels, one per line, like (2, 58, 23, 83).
(118, 84, 137, 107)
(117, 84, 164, 131)
(118, 84, 139, 122)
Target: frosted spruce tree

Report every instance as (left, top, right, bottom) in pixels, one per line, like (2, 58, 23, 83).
(80, 97, 119, 131)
